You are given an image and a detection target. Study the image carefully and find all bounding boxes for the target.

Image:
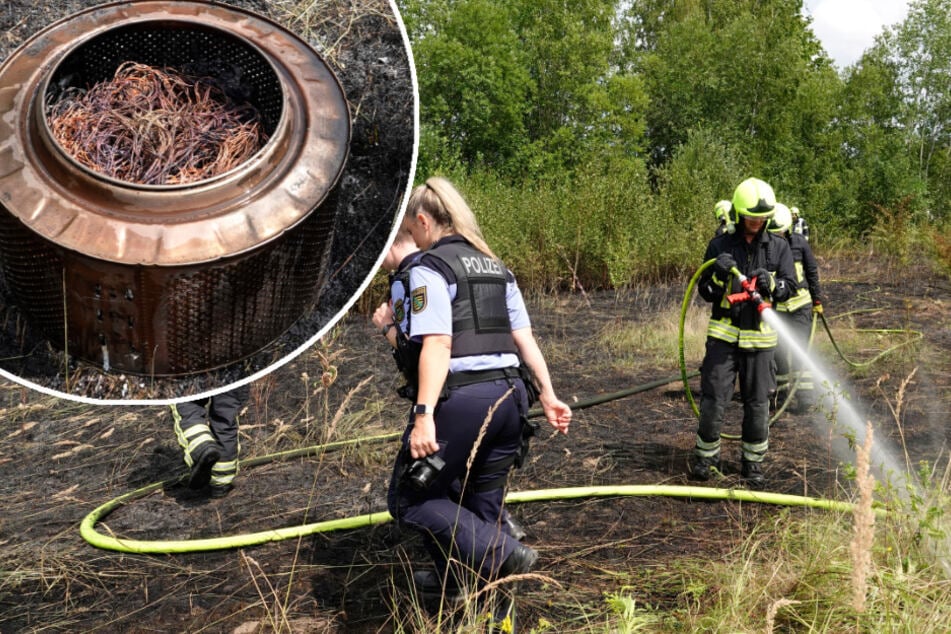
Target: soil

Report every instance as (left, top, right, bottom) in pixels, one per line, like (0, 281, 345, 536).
(0, 0, 414, 401)
(0, 254, 949, 632)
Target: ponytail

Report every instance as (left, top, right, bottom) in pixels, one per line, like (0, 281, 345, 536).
(407, 177, 497, 259)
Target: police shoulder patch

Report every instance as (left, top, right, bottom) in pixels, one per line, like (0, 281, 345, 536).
(411, 286, 427, 313)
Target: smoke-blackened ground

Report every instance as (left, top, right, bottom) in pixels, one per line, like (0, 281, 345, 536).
(0, 254, 948, 632)
(0, 0, 414, 400)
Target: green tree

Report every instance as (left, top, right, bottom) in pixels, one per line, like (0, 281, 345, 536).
(405, 0, 533, 171)
(632, 1, 831, 164)
(880, 0, 951, 221)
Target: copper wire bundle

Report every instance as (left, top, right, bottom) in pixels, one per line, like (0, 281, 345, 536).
(46, 62, 267, 185)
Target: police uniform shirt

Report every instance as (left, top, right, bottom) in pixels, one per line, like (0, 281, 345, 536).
(390, 252, 421, 333)
(408, 264, 529, 373)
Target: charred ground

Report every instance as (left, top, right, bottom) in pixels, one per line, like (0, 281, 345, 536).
(0, 254, 949, 632)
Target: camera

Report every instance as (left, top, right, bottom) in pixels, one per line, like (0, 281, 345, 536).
(404, 453, 445, 490)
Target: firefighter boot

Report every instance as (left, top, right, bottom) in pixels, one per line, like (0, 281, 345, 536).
(691, 455, 721, 481)
(188, 442, 221, 490)
(741, 459, 766, 488)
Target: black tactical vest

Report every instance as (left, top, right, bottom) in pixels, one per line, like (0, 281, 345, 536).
(421, 237, 518, 358)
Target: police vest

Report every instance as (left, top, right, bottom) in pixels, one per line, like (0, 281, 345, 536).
(422, 238, 518, 358)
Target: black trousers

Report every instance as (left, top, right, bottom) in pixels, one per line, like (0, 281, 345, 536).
(387, 378, 526, 585)
(696, 338, 773, 463)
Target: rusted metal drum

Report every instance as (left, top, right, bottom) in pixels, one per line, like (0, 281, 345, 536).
(0, 1, 350, 375)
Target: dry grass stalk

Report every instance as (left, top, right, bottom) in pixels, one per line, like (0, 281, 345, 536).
(47, 62, 266, 185)
(765, 597, 800, 634)
(850, 421, 876, 613)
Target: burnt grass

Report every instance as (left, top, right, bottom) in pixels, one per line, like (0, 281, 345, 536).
(0, 0, 414, 400)
(0, 254, 949, 632)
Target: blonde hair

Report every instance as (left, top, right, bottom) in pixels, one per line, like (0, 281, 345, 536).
(407, 176, 497, 259)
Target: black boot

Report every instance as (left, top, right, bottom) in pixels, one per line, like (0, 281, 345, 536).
(690, 455, 721, 481)
(188, 442, 221, 490)
(498, 543, 538, 578)
(741, 460, 766, 488)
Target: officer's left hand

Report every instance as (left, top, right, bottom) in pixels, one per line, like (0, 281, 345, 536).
(750, 268, 772, 297)
(540, 395, 572, 435)
(813, 300, 824, 315)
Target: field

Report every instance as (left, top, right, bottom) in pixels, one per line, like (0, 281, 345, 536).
(1, 253, 949, 632)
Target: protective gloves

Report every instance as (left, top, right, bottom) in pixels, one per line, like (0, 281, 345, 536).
(750, 268, 772, 297)
(813, 300, 824, 315)
(712, 253, 737, 278)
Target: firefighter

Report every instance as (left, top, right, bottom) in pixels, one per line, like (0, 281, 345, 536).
(714, 199, 733, 236)
(692, 178, 796, 487)
(172, 385, 249, 498)
(388, 176, 571, 601)
(768, 203, 823, 412)
(791, 206, 810, 241)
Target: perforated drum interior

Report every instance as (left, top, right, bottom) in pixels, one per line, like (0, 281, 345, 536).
(0, 1, 351, 376)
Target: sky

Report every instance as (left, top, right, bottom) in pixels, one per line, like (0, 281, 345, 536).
(802, 0, 911, 69)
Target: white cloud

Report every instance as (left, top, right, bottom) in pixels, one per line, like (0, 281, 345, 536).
(802, 0, 910, 68)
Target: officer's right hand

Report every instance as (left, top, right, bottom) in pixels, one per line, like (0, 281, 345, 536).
(372, 302, 394, 331)
(713, 253, 737, 278)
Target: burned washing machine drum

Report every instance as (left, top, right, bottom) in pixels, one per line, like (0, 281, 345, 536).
(0, 1, 350, 376)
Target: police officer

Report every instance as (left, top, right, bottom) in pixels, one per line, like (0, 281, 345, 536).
(172, 385, 249, 498)
(768, 203, 823, 412)
(373, 227, 422, 390)
(373, 228, 528, 541)
(388, 176, 571, 599)
(693, 178, 796, 487)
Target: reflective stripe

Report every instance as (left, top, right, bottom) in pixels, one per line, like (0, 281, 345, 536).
(213, 459, 238, 473)
(694, 435, 721, 457)
(737, 330, 778, 350)
(707, 319, 739, 343)
(211, 461, 238, 486)
(742, 440, 768, 462)
(707, 318, 777, 349)
(777, 288, 812, 312)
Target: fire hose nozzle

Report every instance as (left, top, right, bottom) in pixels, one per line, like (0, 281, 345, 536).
(726, 271, 772, 313)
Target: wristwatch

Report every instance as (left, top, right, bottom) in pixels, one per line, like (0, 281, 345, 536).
(381, 322, 395, 336)
(412, 403, 434, 416)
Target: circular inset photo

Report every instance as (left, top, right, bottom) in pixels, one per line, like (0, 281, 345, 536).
(0, 0, 417, 403)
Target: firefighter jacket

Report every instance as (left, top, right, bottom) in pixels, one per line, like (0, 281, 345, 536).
(776, 231, 821, 313)
(418, 236, 519, 359)
(698, 226, 796, 350)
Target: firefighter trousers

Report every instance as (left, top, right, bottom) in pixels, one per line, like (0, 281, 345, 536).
(696, 338, 773, 463)
(172, 385, 248, 487)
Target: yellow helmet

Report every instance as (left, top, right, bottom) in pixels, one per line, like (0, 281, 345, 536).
(768, 203, 792, 233)
(731, 177, 776, 223)
(714, 199, 731, 223)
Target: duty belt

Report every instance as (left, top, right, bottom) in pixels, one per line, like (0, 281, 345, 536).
(444, 367, 522, 389)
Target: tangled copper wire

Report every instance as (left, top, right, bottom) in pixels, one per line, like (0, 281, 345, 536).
(46, 62, 268, 185)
